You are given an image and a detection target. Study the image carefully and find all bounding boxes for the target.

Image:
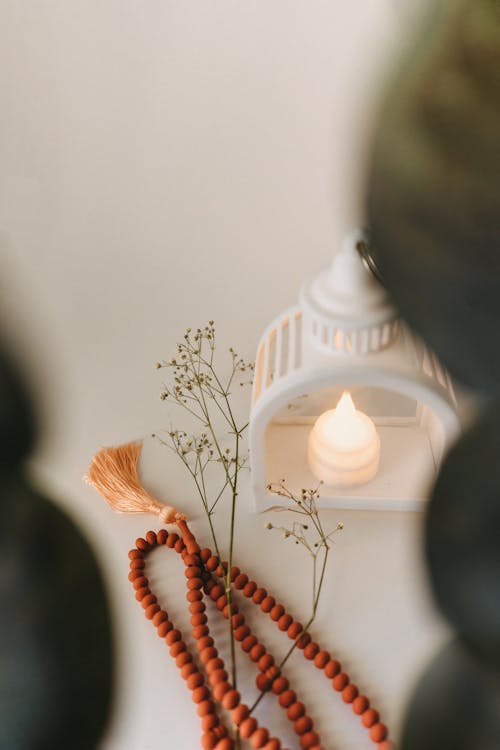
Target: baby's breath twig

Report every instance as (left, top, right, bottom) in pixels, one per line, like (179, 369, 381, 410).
(248, 480, 344, 715)
(155, 323, 253, 747)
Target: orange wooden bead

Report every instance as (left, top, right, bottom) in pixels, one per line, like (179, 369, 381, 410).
(204, 579, 216, 594)
(139, 592, 155, 607)
(213, 682, 231, 701)
(239, 717, 258, 739)
(251, 728, 269, 748)
(271, 677, 289, 695)
(176, 651, 192, 668)
(370, 723, 388, 743)
(243, 580, 257, 597)
(165, 629, 182, 645)
(231, 703, 250, 725)
(250, 644, 266, 662)
(242, 635, 258, 653)
(128, 549, 143, 559)
(287, 701, 305, 721)
(193, 625, 210, 639)
(181, 663, 197, 680)
(206, 556, 219, 571)
(152, 610, 168, 626)
(342, 684, 358, 703)
(184, 554, 199, 566)
(294, 716, 313, 735)
(169, 641, 186, 657)
(230, 566, 240, 581)
(166, 533, 179, 548)
(231, 613, 245, 628)
(128, 569, 144, 581)
(377, 742, 394, 750)
(216, 595, 227, 611)
(234, 625, 251, 642)
(191, 613, 208, 627)
(296, 632, 311, 649)
(192, 686, 210, 704)
(193, 636, 212, 653)
(287, 622, 303, 639)
(187, 589, 203, 602)
(206, 658, 224, 673)
(362, 709, 379, 728)
(234, 573, 248, 589)
(135, 537, 150, 551)
(256, 673, 272, 692)
(222, 689, 240, 710)
(214, 739, 232, 750)
(189, 601, 206, 614)
(157, 620, 173, 638)
(278, 614, 293, 631)
(263, 740, 281, 750)
(187, 672, 204, 690)
(146, 531, 157, 545)
(279, 689, 296, 708)
(265, 666, 279, 682)
(258, 653, 274, 671)
(332, 672, 349, 691)
(270, 604, 285, 621)
(174, 538, 184, 553)
(187, 577, 203, 590)
(260, 596, 275, 613)
(185, 566, 203, 579)
(132, 576, 148, 590)
(196, 700, 215, 717)
(324, 659, 341, 678)
(200, 548, 211, 563)
(252, 588, 267, 604)
(210, 584, 225, 601)
(197, 636, 214, 652)
(299, 731, 319, 749)
(352, 695, 369, 715)
(144, 604, 161, 620)
(208, 669, 227, 686)
(201, 732, 217, 750)
(303, 642, 319, 660)
(129, 558, 145, 569)
(200, 647, 218, 664)
(156, 529, 168, 545)
(202, 713, 218, 731)
(214, 727, 229, 742)
(314, 651, 329, 670)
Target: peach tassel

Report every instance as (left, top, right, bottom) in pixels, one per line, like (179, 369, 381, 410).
(84, 441, 186, 524)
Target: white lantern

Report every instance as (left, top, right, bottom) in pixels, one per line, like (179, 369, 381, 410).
(249, 231, 461, 512)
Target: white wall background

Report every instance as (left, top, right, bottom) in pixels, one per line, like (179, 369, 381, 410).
(0, 2, 446, 749)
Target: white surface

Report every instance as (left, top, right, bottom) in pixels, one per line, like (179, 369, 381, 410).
(0, 2, 448, 749)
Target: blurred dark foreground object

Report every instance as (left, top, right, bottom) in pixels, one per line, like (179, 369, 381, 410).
(0, 346, 113, 749)
(367, 0, 500, 747)
(426, 406, 500, 672)
(368, 0, 500, 395)
(401, 639, 500, 750)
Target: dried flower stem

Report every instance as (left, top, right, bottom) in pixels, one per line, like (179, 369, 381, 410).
(249, 481, 343, 715)
(155, 323, 252, 748)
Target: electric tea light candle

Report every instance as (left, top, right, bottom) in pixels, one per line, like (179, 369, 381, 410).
(308, 391, 380, 487)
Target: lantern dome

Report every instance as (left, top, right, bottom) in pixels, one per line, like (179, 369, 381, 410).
(300, 230, 398, 355)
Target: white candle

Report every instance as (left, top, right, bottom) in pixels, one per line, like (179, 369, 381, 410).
(307, 392, 380, 487)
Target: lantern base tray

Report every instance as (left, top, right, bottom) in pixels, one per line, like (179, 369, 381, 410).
(260, 422, 438, 512)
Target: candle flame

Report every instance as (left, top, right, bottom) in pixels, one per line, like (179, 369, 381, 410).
(335, 391, 356, 417)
